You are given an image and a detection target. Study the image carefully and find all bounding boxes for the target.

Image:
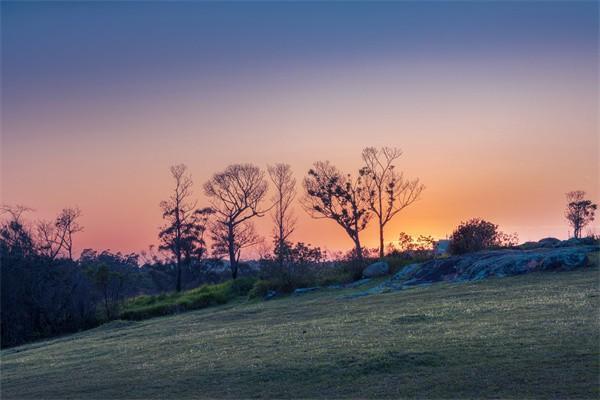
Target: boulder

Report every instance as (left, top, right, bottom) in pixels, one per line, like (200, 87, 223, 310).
(362, 261, 390, 278)
(348, 244, 599, 298)
(264, 290, 278, 300)
(293, 287, 320, 295)
(537, 237, 561, 248)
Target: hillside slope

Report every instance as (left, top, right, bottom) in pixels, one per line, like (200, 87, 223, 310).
(2, 267, 599, 399)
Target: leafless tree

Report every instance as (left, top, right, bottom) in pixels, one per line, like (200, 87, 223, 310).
(303, 161, 371, 264)
(204, 163, 269, 279)
(565, 190, 597, 239)
(56, 207, 83, 261)
(36, 207, 83, 262)
(159, 164, 209, 292)
(210, 220, 263, 265)
(268, 163, 297, 266)
(361, 147, 425, 259)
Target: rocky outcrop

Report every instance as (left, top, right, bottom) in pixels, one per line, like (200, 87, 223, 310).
(362, 261, 389, 278)
(347, 244, 599, 298)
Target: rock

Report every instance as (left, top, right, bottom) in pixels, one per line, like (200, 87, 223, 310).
(293, 287, 320, 295)
(537, 237, 561, 248)
(264, 290, 278, 300)
(345, 278, 372, 288)
(344, 244, 599, 299)
(362, 261, 389, 278)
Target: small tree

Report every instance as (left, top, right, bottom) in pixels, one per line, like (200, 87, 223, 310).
(92, 264, 127, 320)
(448, 218, 501, 255)
(204, 164, 269, 279)
(361, 147, 424, 259)
(159, 164, 209, 292)
(303, 161, 371, 264)
(565, 191, 597, 239)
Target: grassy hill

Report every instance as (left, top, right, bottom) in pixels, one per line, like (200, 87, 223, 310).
(2, 267, 598, 399)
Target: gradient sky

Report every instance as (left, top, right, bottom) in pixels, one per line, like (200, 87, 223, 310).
(2, 1, 598, 257)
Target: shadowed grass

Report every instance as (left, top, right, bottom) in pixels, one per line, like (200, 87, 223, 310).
(2, 267, 598, 399)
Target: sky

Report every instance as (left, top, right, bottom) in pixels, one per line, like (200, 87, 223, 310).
(2, 1, 598, 257)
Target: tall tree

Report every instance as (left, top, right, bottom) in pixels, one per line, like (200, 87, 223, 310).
(303, 161, 371, 264)
(159, 164, 209, 292)
(268, 163, 297, 267)
(204, 164, 269, 279)
(565, 190, 597, 239)
(361, 147, 425, 259)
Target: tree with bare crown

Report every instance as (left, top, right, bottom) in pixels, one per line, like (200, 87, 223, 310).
(268, 163, 297, 267)
(565, 190, 597, 239)
(303, 161, 371, 264)
(204, 164, 269, 279)
(159, 164, 210, 292)
(361, 147, 424, 259)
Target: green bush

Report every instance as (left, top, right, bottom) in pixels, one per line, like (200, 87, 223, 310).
(121, 278, 257, 321)
(248, 280, 272, 299)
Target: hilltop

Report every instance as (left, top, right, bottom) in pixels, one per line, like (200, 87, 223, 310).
(2, 265, 598, 399)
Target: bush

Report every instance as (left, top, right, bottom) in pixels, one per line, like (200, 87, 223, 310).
(448, 218, 516, 255)
(120, 277, 257, 321)
(248, 280, 272, 299)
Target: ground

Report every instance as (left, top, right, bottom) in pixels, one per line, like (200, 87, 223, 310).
(2, 267, 599, 399)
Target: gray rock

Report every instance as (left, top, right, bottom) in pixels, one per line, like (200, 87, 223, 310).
(362, 261, 390, 278)
(264, 290, 278, 300)
(345, 278, 372, 288)
(293, 287, 320, 295)
(537, 237, 561, 248)
(345, 244, 599, 299)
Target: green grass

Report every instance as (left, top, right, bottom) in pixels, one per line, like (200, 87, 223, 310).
(2, 267, 599, 399)
(120, 277, 255, 320)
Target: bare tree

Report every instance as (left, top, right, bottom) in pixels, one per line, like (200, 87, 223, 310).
(565, 191, 597, 239)
(210, 220, 263, 266)
(268, 163, 297, 267)
(56, 207, 83, 261)
(36, 207, 83, 262)
(204, 164, 269, 279)
(303, 161, 371, 264)
(361, 147, 425, 259)
(159, 164, 209, 292)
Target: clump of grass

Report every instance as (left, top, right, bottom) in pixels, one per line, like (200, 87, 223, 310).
(120, 277, 256, 320)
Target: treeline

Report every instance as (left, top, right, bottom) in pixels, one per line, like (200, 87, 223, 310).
(2, 145, 597, 347)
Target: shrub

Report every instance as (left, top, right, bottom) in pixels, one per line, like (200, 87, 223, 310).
(448, 218, 517, 255)
(248, 280, 272, 299)
(120, 277, 257, 321)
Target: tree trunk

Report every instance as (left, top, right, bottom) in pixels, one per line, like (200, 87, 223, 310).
(175, 252, 182, 292)
(378, 220, 384, 259)
(228, 224, 238, 280)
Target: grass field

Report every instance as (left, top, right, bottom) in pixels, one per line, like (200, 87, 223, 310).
(2, 267, 599, 399)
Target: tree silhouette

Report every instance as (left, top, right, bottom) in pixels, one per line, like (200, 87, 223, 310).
(361, 147, 424, 259)
(303, 161, 371, 264)
(204, 164, 269, 279)
(159, 164, 209, 292)
(268, 163, 297, 267)
(565, 191, 597, 239)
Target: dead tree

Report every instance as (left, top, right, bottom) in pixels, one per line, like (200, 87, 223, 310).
(268, 163, 297, 267)
(361, 147, 424, 259)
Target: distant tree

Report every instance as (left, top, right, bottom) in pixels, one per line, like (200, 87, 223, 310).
(36, 207, 83, 263)
(91, 263, 127, 320)
(204, 164, 269, 279)
(361, 147, 424, 259)
(0, 205, 35, 258)
(159, 164, 209, 292)
(449, 218, 504, 255)
(565, 191, 597, 239)
(268, 163, 297, 267)
(303, 161, 371, 264)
